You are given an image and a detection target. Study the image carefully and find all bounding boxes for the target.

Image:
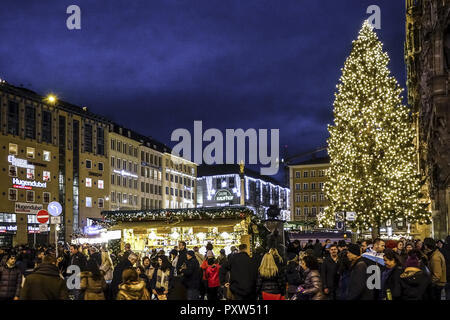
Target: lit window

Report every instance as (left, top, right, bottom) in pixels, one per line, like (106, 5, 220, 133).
(98, 198, 104, 208)
(26, 190, 35, 202)
(9, 143, 18, 155)
(111, 191, 116, 203)
(26, 147, 35, 159)
(43, 150, 51, 161)
(8, 188, 17, 201)
(86, 160, 92, 169)
(98, 180, 104, 189)
(296, 207, 301, 216)
(43, 192, 50, 203)
(9, 165, 17, 177)
(43, 171, 51, 182)
(98, 162, 104, 171)
(86, 197, 92, 207)
(86, 178, 92, 187)
(27, 168, 35, 180)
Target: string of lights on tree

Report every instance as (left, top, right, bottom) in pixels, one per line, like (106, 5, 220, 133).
(319, 21, 431, 232)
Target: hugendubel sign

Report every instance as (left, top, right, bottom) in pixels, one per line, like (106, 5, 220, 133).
(15, 202, 43, 214)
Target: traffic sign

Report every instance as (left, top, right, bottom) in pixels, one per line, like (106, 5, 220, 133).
(335, 212, 345, 222)
(50, 216, 61, 224)
(48, 201, 62, 217)
(336, 221, 345, 230)
(37, 210, 49, 224)
(39, 224, 48, 232)
(346, 212, 356, 221)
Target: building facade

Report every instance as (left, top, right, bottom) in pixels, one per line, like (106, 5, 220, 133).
(196, 164, 290, 220)
(288, 157, 329, 226)
(0, 82, 110, 245)
(162, 153, 197, 209)
(405, 0, 450, 238)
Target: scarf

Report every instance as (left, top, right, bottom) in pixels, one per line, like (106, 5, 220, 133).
(156, 268, 170, 292)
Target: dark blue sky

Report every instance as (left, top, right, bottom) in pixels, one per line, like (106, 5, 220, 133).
(0, 0, 406, 180)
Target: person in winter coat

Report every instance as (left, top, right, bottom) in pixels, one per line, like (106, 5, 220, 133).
(313, 239, 323, 259)
(205, 257, 221, 300)
(80, 259, 107, 300)
(142, 256, 156, 281)
(111, 253, 138, 298)
(256, 252, 285, 300)
(217, 249, 228, 266)
(150, 255, 175, 300)
(336, 244, 351, 300)
(89, 246, 102, 267)
(380, 249, 403, 300)
(294, 255, 324, 300)
(116, 268, 150, 300)
(399, 250, 431, 300)
(100, 249, 114, 282)
(69, 245, 88, 272)
(176, 241, 188, 276)
(423, 238, 447, 300)
(219, 244, 258, 300)
(136, 266, 152, 294)
(286, 254, 302, 299)
(321, 244, 339, 300)
(346, 243, 374, 300)
(182, 250, 202, 300)
(20, 254, 68, 300)
(0, 254, 22, 300)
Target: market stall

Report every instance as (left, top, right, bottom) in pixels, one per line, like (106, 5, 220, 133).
(99, 206, 264, 257)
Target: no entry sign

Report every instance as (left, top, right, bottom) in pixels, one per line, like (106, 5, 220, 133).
(37, 210, 49, 224)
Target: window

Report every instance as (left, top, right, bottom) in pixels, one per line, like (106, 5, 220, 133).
(9, 143, 18, 155)
(166, 187, 169, 195)
(98, 162, 104, 171)
(319, 193, 325, 202)
(98, 198, 104, 208)
(134, 195, 137, 206)
(7, 101, 19, 135)
(303, 194, 309, 202)
(8, 188, 17, 201)
(311, 183, 316, 190)
(111, 157, 115, 167)
(175, 176, 178, 183)
(311, 207, 317, 216)
(128, 178, 132, 189)
(133, 148, 137, 157)
(27, 168, 35, 180)
(111, 192, 116, 203)
(170, 188, 174, 196)
(25, 106, 36, 139)
(295, 183, 300, 191)
(128, 194, 133, 205)
(134, 163, 138, 173)
(295, 171, 301, 178)
(111, 174, 115, 185)
(27, 214, 37, 223)
(117, 141, 122, 153)
(26, 190, 35, 202)
(117, 193, 121, 203)
(43, 151, 51, 162)
(295, 207, 301, 216)
(295, 194, 301, 202)
(311, 170, 316, 177)
(123, 159, 126, 170)
(86, 178, 92, 187)
(123, 176, 127, 187)
(319, 207, 324, 214)
(43, 192, 51, 204)
(319, 182, 324, 190)
(122, 195, 127, 204)
(98, 180, 104, 189)
(97, 127, 105, 155)
(303, 183, 308, 190)
(43, 171, 51, 182)
(9, 165, 17, 177)
(111, 139, 115, 151)
(311, 193, 317, 202)
(41, 110, 52, 143)
(86, 197, 92, 207)
(128, 161, 132, 172)
(0, 213, 16, 223)
(134, 180, 137, 189)
(175, 189, 178, 196)
(26, 147, 35, 159)
(84, 123, 93, 153)
(304, 207, 309, 215)
(117, 174, 121, 186)
(86, 159, 92, 169)
(303, 171, 308, 178)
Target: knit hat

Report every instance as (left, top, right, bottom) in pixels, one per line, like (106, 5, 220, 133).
(405, 255, 420, 268)
(347, 243, 361, 256)
(186, 250, 195, 257)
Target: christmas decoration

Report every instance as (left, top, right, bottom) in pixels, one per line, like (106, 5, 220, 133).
(320, 21, 431, 237)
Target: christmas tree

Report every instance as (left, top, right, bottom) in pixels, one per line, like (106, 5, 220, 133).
(319, 21, 431, 238)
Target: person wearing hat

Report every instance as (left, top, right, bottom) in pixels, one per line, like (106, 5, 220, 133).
(346, 243, 374, 300)
(182, 250, 202, 300)
(0, 253, 22, 300)
(399, 250, 431, 300)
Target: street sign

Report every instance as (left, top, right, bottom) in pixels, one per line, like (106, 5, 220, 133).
(346, 212, 356, 221)
(37, 210, 49, 224)
(39, 224, 48, 232)
(48, 201, 62, 217)
(50, 216, 61, 224)
(335, 212, 345, 222)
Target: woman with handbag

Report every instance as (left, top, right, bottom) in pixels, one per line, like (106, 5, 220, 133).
(100, 249, 114, 282)
(150, 255, 174, 300)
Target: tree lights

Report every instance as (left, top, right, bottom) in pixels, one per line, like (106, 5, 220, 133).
(319, 21, 431, 236)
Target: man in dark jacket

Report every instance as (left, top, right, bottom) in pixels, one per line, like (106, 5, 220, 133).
(182, 250, 202, 300)
(69, 245, 87, 271)
(20, 255, 68, 300)
(346, 243, 374, 300)
(89, 246, 102, 267)
(321, 244, 339, 300)
(220, 244, 257, 300)
(0, 254, 22, 300)
(176, 241, 188, 276)
(110, 252, 138, 298)
(442, 235, 450, 300)
(313, 239, 323, 259)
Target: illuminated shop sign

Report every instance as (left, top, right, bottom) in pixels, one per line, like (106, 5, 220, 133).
(8, 155, 35, 169)
(28, 226, 40, 234)
(113, 169, 138, 178)
(83, 225, 105, 235)
(12, 178, 47, 189)
(214, 189, 234, 202)
(15, 202, 43, 214)
(0, 225, 17, 233)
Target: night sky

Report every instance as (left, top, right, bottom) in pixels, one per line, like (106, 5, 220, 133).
(0, 0, 406, 182)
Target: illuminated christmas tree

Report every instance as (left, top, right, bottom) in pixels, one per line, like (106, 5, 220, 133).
(320, 21, 431, 238)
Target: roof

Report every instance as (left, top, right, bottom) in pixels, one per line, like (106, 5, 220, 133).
(110, 123, 171, 153)
(288, 156, 330, 166)
(197, 164, 286, 187)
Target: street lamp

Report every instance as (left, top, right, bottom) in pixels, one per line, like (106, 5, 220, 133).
(46, 94, 57, 104)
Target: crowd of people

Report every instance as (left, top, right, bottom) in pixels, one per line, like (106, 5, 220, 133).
(0, 235, 449, 300)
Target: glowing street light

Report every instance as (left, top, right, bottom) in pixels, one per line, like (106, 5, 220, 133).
(46, 94, 57, 104)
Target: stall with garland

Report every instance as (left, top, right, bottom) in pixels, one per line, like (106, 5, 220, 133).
(99, 206, 266, 257)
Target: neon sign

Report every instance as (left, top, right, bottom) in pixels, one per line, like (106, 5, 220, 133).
(8, 155, 35, 169)
(113, 169, 138, 178)
(12, 178, 47, 188)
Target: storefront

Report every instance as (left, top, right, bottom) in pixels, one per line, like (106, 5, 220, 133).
(99, 206, 263, 257)
(0, 213, 17, 247)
